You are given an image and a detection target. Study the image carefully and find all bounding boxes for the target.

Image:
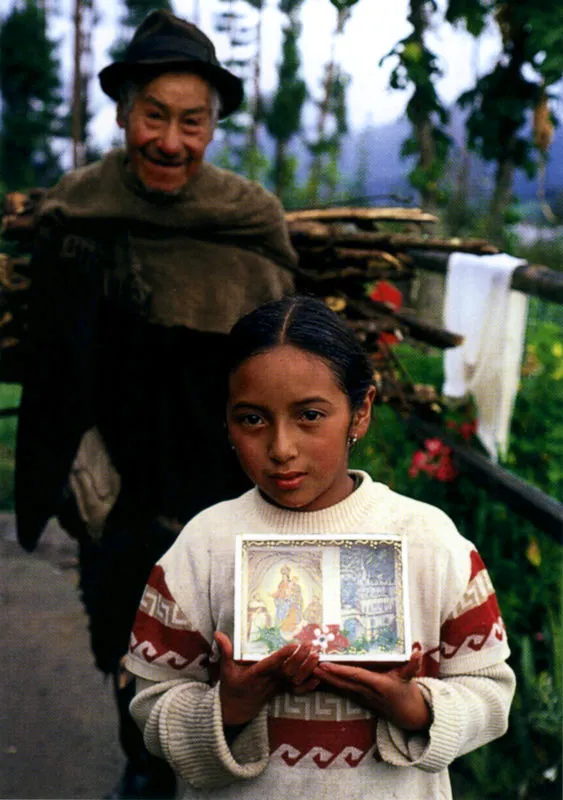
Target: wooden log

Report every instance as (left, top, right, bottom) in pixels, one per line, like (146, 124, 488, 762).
(405, 415, 563, 541)
(408, 249, 563, 305)
(289, 226, 499, 254)
(293, 263, 415, 286)
(1, 214, 36, 241)
(344, 295, 464, 349)
(333, 248, 406, 270)
(285, 207, 439, 225)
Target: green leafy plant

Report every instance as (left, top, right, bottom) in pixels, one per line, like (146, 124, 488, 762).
(351, 320, 562, 799)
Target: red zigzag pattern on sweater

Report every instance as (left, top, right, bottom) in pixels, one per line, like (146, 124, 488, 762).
(129, 565, 211, 671)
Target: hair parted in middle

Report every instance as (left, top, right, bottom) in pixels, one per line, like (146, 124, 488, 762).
(226, 295, 374, 412)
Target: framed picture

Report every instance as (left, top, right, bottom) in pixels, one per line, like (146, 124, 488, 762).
(234, 533, 410, 663)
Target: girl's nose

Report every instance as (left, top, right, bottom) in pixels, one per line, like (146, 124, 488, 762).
(268, 424, 298, 463)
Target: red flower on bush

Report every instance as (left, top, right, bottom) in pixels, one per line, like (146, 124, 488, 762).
(446, 418, 477, 442)
(368, 280, 403, 346)
(294, 624, 349, 654)
(458, 420, 477, 441)
(409, 438, 457, 482)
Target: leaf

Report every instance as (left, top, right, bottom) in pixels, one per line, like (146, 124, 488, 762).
(526, 537, 542, 567)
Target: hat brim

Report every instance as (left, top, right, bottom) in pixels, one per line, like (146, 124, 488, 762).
(98, 59, 244, 118)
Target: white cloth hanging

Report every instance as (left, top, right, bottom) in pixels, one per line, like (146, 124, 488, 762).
(443, 252, 529, 461)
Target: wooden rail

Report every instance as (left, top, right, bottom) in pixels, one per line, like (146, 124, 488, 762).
(408, 249, 563, 305)
(406, 415, 563, 542)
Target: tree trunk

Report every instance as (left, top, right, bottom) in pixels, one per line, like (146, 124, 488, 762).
(274, 139, 287, 199)
(72, 0, 84, 169)
(488, 157, 514, 242)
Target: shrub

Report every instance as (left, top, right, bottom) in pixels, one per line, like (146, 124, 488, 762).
(351, 322, 562, 799)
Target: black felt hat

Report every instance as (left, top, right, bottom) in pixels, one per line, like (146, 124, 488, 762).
(98, 10, 244, 118)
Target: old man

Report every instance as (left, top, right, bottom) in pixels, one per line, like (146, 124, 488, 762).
(15, 10, 296, 798)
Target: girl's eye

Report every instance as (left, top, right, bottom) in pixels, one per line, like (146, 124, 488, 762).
(301, 409, 324, 423)
(238, 413, 264, 427)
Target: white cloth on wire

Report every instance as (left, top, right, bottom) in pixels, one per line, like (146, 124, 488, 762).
(443, 252, 529, 461)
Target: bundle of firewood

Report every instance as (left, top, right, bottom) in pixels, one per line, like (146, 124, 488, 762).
(3, 193, 562, 415)
(285, 206, 500, 414)
(0, 191, 46, 382)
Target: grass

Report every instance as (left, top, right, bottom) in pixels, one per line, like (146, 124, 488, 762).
(0, 384, 21, 510)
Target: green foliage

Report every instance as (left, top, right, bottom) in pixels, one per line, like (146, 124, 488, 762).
(264, 8, 306, 198)
(0, 1, 63, 190)
(239, 144, 270, 185)
(351, 323, 562, 798)
(380, 1, 451, 208)
(305, 65, 350, 204)
(459, 65, 539, 178)
(446, 0, 489, 36)
(0, 384, 21, 511)
(452, 1, 563, 239)
(109, 0, 173, 62)
(327, 0, 361, 10)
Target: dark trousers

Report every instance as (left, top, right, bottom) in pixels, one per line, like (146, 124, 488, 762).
(72, 327, 251, 796)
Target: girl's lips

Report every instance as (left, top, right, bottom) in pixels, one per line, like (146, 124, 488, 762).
(269, 473, 306, 490)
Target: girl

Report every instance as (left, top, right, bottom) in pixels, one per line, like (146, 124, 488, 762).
(125, 296, 515, 799)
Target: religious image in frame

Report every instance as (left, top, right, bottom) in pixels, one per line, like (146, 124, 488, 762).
(234, 533, 410, 663)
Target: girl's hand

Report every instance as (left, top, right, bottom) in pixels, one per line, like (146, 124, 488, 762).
(313, 653, 431, 732)
(214, 632, 320, 726)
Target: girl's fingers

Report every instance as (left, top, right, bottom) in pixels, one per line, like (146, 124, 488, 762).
(396, 654, 421, 682)
(293, 676, 320, 695)
(284, 646, 319, 685)
(313, 663, 368, 694)
(253, 642, 306, 674)
(214, 631, 233, 660)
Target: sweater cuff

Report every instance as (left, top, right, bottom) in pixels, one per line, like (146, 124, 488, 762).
(159, 681, 269, 790)
(377, 679, 461, 772)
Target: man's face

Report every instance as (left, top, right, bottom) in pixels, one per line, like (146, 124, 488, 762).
(119, 71, 215, 194)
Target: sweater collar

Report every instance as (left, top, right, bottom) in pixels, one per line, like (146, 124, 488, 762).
(248, 471, 381, 534)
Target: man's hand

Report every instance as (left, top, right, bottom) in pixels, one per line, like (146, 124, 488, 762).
(214, 632, 320, 726)
(313, 653, 431, 732)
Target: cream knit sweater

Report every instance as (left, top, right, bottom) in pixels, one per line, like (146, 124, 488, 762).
(126, 472, 515, 799)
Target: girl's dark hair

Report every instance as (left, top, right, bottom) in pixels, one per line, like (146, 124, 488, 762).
(226, 295, 374, 411)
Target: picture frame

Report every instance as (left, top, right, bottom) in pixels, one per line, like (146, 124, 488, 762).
(234, 533, 410, 663)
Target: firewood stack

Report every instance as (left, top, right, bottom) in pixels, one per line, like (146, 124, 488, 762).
(0, 190, 46, 383)
(1, 193, 497, 415)
(284, 207, 500, 415)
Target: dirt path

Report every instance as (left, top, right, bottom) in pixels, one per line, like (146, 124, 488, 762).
(1, 515, 125, 799)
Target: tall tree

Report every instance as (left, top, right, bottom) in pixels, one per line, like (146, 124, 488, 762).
(70, 0, 98, 168)
(305, 0, 358, 206)
(451, 0, 563, 241)
(242, 0, 265, 179)
(263, 0, 307, 202)
(111, 0, 173, 62)
(380, 0, 451, 214)
(0, 0, 64, 190)
(213, 0, 253, 173)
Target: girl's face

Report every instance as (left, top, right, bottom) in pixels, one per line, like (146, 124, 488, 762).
(227, 345, 374, 512)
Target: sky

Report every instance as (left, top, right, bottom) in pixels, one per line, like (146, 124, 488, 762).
(2, 0, 503, 155)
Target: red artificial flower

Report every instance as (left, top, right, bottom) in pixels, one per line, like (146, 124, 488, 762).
(294, 623, 349, 654)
